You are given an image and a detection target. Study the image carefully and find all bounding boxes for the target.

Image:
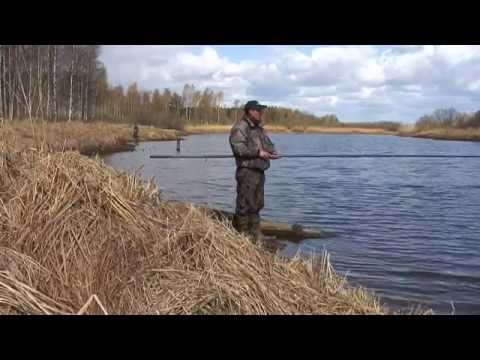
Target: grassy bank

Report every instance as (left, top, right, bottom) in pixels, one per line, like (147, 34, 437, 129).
(0, 149, 382, 315)
(399, 128, 480, 142)
(187, 123, 480, 142)
(0, 120, 181, 156)
(185, 124, 396, 135)
(0, 120, 386, 314)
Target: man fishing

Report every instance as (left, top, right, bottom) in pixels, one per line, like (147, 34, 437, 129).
(133, 124, 139, 141)
(229, 100, 280, 244)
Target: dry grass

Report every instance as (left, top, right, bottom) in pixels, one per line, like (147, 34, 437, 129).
(0, 138, 384, 314)
(399, 128, 480, 142)
(0, 119, 387, 315)
(185, 124, 396, 135)
(0, 119, 180, 155)
(185, 124, 233, 134)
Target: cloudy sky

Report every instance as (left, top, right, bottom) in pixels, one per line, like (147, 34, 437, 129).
(99, 45, 480, 122)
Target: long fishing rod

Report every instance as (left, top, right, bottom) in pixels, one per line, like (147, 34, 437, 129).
(150, 154, 480, 159)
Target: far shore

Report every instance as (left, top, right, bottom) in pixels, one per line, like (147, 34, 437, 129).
(185, 124, 397, 136)
(0, 120, 181, 156)
(186, 124, 480, 142)
(2, 120, 479, 159)
(398, 128, 480, 142)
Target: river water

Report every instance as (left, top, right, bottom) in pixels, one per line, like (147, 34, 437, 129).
(104, 133, 480, 314)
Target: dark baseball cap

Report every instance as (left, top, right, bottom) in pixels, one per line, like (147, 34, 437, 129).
(244, 100, 267, 112)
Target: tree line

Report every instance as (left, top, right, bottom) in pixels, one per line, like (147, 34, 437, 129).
(415, 108, 480, 131)
(0, 45, 102, 122)
(95, 82, 341, 130)
(0, 45, 342, 130)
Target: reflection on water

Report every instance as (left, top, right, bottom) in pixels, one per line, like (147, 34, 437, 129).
(105, 133, 480, 314)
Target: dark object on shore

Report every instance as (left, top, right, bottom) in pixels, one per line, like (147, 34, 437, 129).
(176, 138, 181, 153)
(292, 223, 304, 233)
(133, 125, 139, 140)
(204, 208, 335, 242)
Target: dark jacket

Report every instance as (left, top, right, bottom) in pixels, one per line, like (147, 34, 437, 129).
(229, 115, 276, 171)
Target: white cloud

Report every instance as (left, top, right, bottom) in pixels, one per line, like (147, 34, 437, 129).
(329, 96, 338, 107)
(100, 45, 480, 122)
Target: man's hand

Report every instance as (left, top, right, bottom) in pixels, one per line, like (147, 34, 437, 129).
(269, 151, 281, 160)
(259, 149, 280, 160)
(258, 149, 271, 160)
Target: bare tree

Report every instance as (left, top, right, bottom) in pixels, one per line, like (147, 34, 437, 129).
(0, 45, 4, 118)
(45, 46, 51, 120)
(182, 84, 195, 122)
(35, 46, 44, 119)
(233, 99, 241, 122)
(216, 91, 224, 123)
(68, 45, 76, 121)
(53, 45, 57, 121)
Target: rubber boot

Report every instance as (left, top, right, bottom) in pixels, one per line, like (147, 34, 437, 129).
(249, 214, 262, 245)
(233, 214, 250, 237)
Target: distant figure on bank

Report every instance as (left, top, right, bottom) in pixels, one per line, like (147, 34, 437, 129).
(133, 124, 139, 141)
(176, 137, 181, 153)
(229, 100, 279, 244)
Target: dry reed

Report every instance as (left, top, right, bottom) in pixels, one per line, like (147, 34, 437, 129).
(0, 120, 384, 314)
(399, 128, 480, 142)
(0, 119, 180, 155)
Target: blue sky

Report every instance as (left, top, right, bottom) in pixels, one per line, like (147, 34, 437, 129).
(214, 46, 395, 61)
(213, 45, 318, 61)
(100, 45, 480, 122)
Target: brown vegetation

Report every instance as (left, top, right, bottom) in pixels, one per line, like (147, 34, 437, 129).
(409, 108, 480, 141)
(0, 120, 384, 315)
(185, 124, 397, 135)
(0, 148, 383, 314)
(0, 120, 180, 155)
(399, 128, 480, 142)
